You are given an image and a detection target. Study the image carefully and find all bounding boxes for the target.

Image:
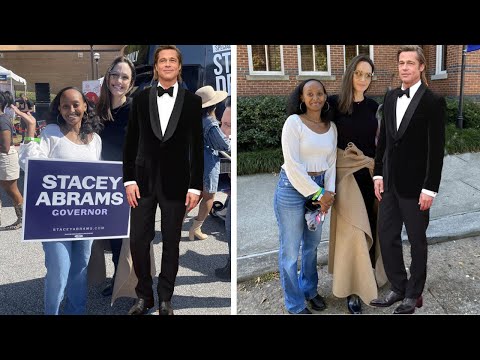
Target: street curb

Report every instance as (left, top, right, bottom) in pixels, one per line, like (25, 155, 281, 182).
(237, 211, 480, 282)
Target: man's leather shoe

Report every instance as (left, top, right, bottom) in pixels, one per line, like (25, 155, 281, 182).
(308, 293, 326, 311)
(369, 290, 404, 307)
(215, 259, 231, 281)
(347, 295, 362, 314)
(128, 298, 153, 315)
(288, 307, 312, 314)
(159, 301, 174, 315)
(393, 296, 423, 314)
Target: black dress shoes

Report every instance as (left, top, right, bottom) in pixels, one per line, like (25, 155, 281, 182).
(101, 282, 113, 297)
(308, 293, 327, 311)
(214, 259, 231, 281)
(347, 295, 362, 314)
(369, 290, 404, 307)
(288, 307, 312, 314)
(393, 296, 423, 314)
(159, 301, 174, 315)
(128, 298, 153, 315)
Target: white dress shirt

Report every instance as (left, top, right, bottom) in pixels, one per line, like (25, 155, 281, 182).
(157, 82, 178, 136)
(374, 80, 437, 198)
(124, 82, 201, 195)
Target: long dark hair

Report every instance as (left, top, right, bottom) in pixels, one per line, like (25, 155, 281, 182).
(97, 56, 136, 122)
(286, 78, 330, 124)
(0, 91, 7, 113)
(3, 91, 14, 107)
(48, 86, 103, 143)
(338, 54, 375, 115)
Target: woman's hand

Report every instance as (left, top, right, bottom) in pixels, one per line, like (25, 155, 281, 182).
(11, 105, 34, 122)
(312, 200, 330, 213)
(11, 105, 37, 127)
(320, 191, 335, 207)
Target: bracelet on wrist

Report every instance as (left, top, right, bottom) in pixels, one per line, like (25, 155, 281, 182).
(312, 187, 325, 201)
(24, 136, 41, 144)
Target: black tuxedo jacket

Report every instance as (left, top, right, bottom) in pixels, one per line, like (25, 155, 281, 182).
(374, 83, 446, 198)
(123, 82, 203, 201)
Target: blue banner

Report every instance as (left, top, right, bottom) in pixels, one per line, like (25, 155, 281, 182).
(22, 159, 130, 242)
(466, 45, 480, 52)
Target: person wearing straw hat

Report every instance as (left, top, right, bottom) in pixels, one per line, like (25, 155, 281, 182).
(123, 45, 204, 316)
(189, 85, 230, 241)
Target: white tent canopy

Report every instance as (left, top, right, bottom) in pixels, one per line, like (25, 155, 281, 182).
(0, 65, 27, 95)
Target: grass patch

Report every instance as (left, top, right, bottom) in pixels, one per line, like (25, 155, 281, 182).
(445, 124, 480, 154)
(256, 272, 280, 283)
(238, 148, 283, 176)
(239, 125, 480, 176)
(238, 271, 280, 288)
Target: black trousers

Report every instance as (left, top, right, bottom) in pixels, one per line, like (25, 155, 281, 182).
(378, 185, 430, 299)
(353, 168, 377, 266)
(130, 177, 186, 304)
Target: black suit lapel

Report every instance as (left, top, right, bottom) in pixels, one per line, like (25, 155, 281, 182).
(163, 86, 185, 143)
(396, 83, 427, 139)
(149, 82, 163, 141)
(387, 90, 399, 139)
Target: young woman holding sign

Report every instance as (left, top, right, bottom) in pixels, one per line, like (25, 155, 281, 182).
(17, 87, 103, 315)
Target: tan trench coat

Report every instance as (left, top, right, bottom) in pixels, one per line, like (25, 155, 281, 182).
(88, 238, 156, 305)
(328, 143, 388, 304)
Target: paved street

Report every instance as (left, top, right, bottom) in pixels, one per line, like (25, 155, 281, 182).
(0, 170, 231, 315)
(238, 235, 480, 315)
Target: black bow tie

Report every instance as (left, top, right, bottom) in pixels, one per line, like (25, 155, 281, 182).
(397, 88, 410, 98)
(157, 86, 174, 97)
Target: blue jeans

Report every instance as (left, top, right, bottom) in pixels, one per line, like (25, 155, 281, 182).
(273, 169, 325, 314)
(42, 240, 93, 315)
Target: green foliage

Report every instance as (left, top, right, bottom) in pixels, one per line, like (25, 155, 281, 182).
(445, 98, 480, 129)
(14, 90, 56, 103)
(445, 123, 480, 154)
(238, 148, 283, 176)
(14, 90, 36, 101)
(238, 96, 288, 152)
(237, 95, 480, 175)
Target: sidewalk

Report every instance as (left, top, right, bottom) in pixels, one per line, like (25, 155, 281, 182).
(238, 152, 480, 281)
(237, 235, 480, 314)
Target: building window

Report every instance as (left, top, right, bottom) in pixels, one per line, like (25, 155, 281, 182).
(247, 45, 284, 75)
(435, 45, 447, 74)
(297, 45, 331, 75)
(344, 45, 373, 69)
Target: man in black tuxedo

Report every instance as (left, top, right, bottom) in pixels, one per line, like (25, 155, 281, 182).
(370, 45, 446, 314)
(123, 45, 203, 315)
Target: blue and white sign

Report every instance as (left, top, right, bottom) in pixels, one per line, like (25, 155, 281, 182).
(22, 159, 130, 242)
(209, 45, 231, 95)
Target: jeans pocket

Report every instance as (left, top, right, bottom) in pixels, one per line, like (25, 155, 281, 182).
(277, 174, 293, 189)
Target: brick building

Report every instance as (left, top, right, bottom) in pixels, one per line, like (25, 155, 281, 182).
(0, 45, 124, 96)
(237, 45, 480, 100)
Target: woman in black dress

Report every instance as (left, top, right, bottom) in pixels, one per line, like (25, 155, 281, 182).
(329, 54, 383, 314)
(93, 56, 136, 297)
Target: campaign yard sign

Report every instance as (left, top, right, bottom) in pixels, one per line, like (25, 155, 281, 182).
(22, 159, 130, 242)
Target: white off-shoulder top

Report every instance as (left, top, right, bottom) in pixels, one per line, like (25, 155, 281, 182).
(18, 124, 102, 171)
(281, 114, 337, 197)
